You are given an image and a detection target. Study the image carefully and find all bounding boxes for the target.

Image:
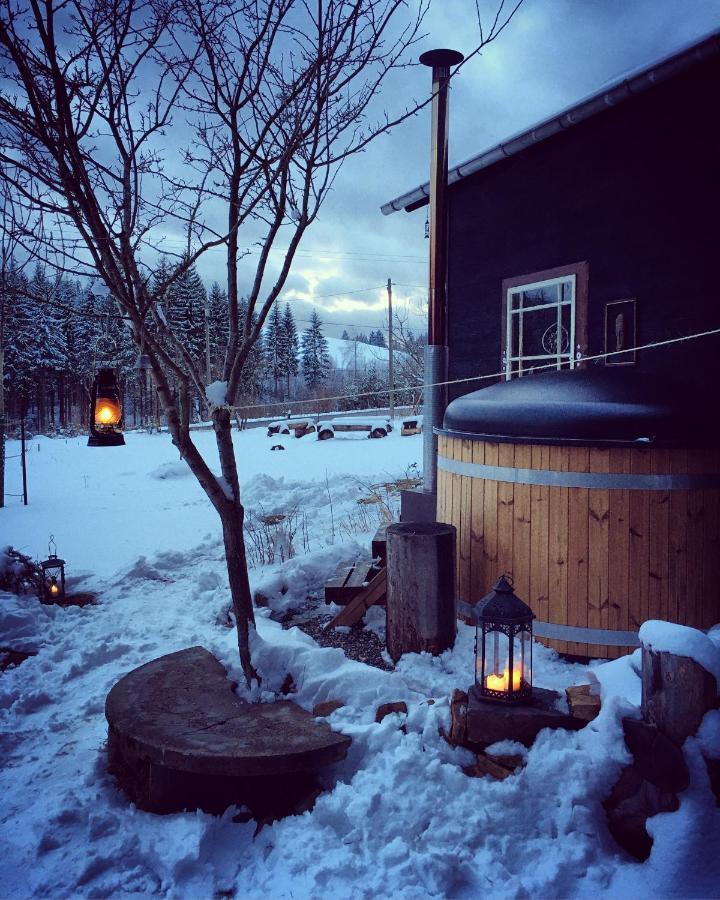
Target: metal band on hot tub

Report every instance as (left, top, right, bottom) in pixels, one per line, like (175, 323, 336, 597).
(438, 456, 720, 491)
(532, 621, 640, 647)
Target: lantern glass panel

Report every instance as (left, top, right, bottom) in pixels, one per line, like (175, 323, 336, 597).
(520, 628, 531, 687)
(94, 396, 122, 427)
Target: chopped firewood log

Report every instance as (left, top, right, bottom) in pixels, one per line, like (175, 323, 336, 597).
(565, 683, 602, 722)
(327, 567, 387, 629)
(462, 753, 514, 780)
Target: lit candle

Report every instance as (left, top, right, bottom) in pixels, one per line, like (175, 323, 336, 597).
(485, 668, 522, 691)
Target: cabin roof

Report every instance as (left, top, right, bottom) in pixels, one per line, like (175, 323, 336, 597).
(380, 29, 720, 216)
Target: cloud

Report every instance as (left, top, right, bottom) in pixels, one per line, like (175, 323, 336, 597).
(191, 0, 718, 337)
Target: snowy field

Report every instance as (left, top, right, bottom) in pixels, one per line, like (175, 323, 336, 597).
(1, 427, 720, 898)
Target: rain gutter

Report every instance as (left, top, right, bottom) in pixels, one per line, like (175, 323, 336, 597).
(380, 29, 720, 216)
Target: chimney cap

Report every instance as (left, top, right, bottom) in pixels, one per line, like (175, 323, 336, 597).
(419, 49, 464, 68)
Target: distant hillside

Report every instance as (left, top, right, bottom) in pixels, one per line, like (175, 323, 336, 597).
(325, 336, 395, 371)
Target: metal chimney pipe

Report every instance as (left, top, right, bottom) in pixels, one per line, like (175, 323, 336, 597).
(420, 48, 463, 497)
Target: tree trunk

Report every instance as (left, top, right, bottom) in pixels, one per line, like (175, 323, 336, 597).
(219, 501, 257, 685)
(37, 375, 45, 433)
(641, 646, 717, 746)
(213, 406, 258, 686)
(386, 522, 457, 662)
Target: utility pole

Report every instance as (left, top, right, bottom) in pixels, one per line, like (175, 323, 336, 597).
(387, 277, 394, 422)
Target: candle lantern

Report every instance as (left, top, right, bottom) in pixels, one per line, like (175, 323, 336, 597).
(471, 575, 534, 704)
(88, 367, 125, 446)
(40, 535, 66, 602)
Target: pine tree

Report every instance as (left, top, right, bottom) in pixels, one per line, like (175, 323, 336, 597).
(166, 261, 207, 366)
(341, 329, 350, 341)
(67, 283, 99, 422)
(3, 264, 34, 415)
(281, 303, 299, 397)
(207, 282, 229, 379)
(238, 299, 266, 402)
(301, 310, 332, 389)
(264, 304, 283, 396)
(29, 265, 68, 429)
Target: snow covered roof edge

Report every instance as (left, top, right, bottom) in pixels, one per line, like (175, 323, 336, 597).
(381, 28, 720, 215)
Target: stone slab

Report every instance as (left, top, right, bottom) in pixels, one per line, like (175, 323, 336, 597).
(105, 646, 351, 778)
(467, 685, 585, 747)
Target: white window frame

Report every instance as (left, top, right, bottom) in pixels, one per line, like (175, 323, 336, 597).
(504, 273, 576, 380)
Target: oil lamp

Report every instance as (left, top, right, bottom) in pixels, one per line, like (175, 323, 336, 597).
(88, 368, 125, 446)
(471, 575, 534, 704)
(40, 535, 66, 603)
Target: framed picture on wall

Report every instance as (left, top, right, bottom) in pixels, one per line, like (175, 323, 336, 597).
(604, 298, 637, 365)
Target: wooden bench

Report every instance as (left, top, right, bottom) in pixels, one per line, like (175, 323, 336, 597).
(106, 646, 351, 815)
(317, 417, 390, 440)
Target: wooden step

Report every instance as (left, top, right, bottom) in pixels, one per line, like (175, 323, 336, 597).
(324, 559, 379, 605)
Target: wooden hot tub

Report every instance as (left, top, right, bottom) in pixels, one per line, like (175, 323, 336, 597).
(436, 370, 720, 659)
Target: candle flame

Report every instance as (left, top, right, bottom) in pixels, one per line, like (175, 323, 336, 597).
(94, 397, 121, 426)
(486, 668, 522, 692)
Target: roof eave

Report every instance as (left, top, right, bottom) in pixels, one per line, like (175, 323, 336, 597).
(380, 28, 720, 216)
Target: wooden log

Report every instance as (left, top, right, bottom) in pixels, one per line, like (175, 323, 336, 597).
(641, 646, 717, 746)
(327, 567, 387, 628)
(386, 523, 457, 662)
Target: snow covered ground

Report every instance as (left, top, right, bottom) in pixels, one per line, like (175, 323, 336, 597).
(1, 427, 720, 898)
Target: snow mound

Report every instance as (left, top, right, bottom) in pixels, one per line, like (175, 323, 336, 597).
(0, 591, 54, 651)
(149, 461, 191, 480)
(639, 619, 720, 688)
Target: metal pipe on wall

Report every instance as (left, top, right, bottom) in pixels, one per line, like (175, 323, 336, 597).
(420, 48, 463, 496)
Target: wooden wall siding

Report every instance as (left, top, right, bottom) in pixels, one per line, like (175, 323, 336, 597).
(437, 438, 720, 659)
(444, 56, 720, 400)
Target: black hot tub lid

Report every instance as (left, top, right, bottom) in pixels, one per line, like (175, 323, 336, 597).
(440, 368, 718, 446)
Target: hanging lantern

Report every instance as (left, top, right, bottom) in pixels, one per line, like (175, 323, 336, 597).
(471, 575, 534, 704)
(424, 215, 430, 239)
(88, 368, 125, 447)
(40, 535, 66, 603)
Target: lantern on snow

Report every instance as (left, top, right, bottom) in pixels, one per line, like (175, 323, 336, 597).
(40, 535, 66, 603)
(88, 368, 125, 446)
(471, 575, 534, 704)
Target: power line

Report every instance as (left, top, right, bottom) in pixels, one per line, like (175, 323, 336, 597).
(225, 325, 720, 413)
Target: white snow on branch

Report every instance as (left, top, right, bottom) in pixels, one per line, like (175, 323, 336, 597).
(639, 619, 720, 689)
(206, 380, 228, 408)
(215, 474, 235, 501)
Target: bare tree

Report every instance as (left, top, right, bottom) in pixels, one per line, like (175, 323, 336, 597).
(0, 0, 523, 684)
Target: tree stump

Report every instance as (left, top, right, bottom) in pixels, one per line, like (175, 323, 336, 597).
(386, 522, 456, 662)
(641, 647, 717, 746)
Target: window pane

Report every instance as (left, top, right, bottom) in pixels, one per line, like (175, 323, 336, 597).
(523, 284, 561, 307)
(506, 276, 575, 380)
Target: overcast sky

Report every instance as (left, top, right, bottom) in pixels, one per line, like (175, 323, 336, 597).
(193, 0, 720, 340)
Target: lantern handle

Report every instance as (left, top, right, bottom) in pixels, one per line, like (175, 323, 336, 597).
(48, 534, 57, 559)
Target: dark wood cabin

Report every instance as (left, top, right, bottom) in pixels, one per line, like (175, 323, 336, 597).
(383, 31, 720, 400)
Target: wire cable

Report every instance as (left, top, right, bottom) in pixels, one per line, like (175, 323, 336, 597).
(224, 325, 720, 413)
